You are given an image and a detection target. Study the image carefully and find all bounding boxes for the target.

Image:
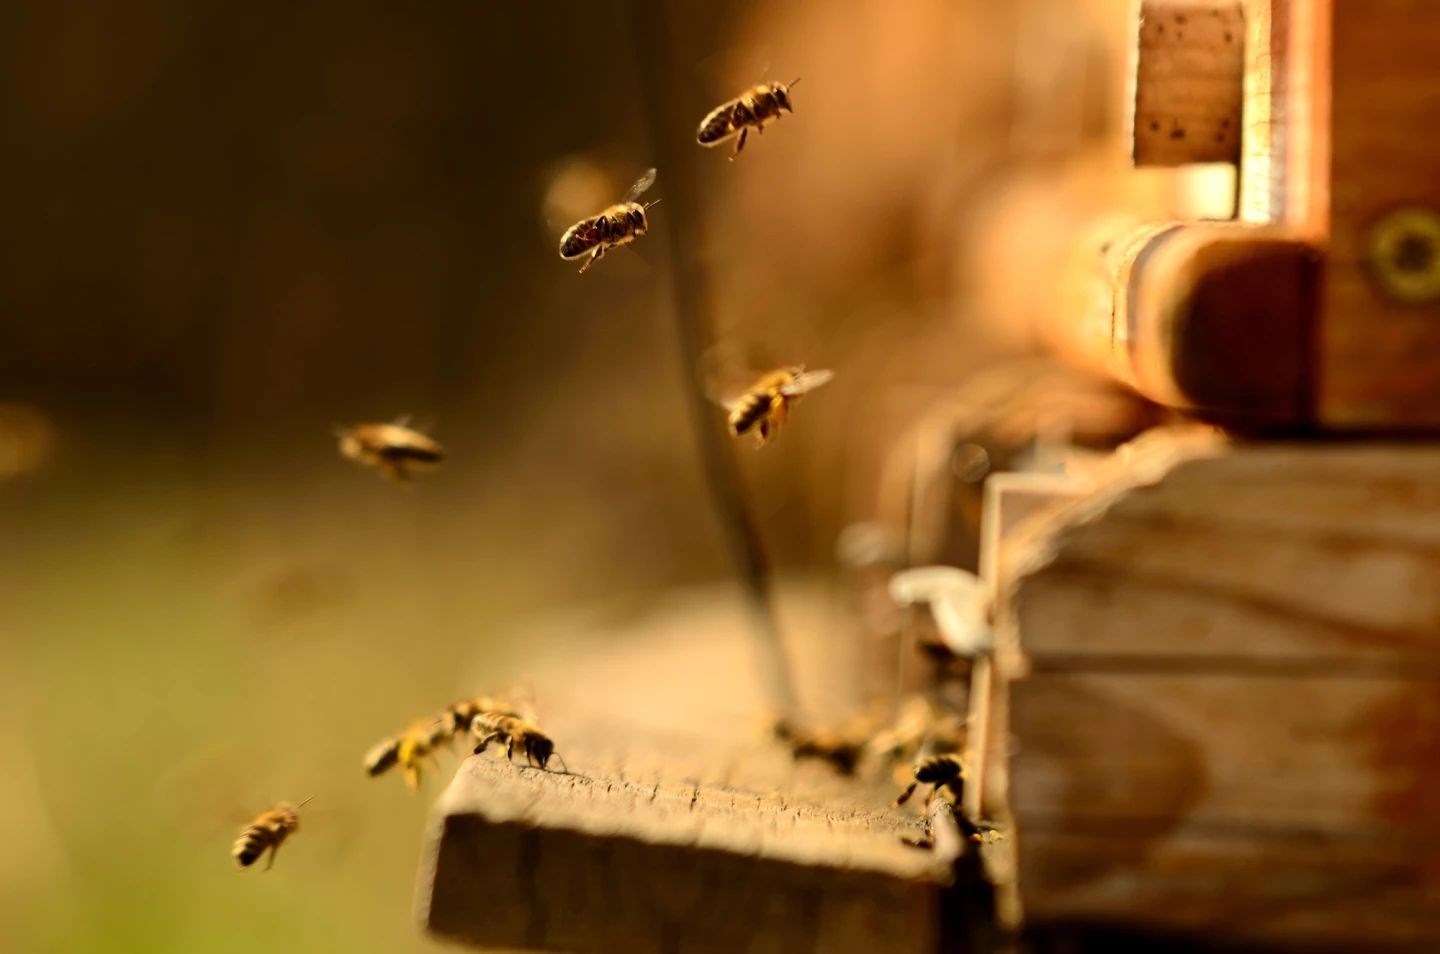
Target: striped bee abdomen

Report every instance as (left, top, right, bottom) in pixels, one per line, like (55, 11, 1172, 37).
(233, 826, 268, 867)
(727, 392, 773, 436)
(559, 217, 604, 258)
(232, 808, 296, 869)
(378, 442, 443, 465)
(697, 103, 740, 145)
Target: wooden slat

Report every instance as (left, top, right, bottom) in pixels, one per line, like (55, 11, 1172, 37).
(412, 586, 969, 953)
(1019, 828, 1440, 950)
(1132, 0, 1246, 166)
(1010, 441, 1440, 663)
(1009, 671, 1440, 832)
(423, 756, 946, 954)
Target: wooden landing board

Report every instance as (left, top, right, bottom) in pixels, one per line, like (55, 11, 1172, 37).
(412, 586, 969, 954)
(421, 754, 949, 954)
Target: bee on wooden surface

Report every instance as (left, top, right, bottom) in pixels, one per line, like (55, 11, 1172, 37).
(558, 168, 660, 274)
(471, 712, 567, 771)
(772, 718, 868, 776)
(697, 79, 799, 159)
(722, 366, 834, 448)
(443, 696, 524, 735)
(335, 418, 444, 482)
(365, 718, 451, 791)
(232, 798, 310, 870)
(894, 753, 966, 808)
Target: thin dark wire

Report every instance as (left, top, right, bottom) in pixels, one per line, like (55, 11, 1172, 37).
(628, 0, 797, 717)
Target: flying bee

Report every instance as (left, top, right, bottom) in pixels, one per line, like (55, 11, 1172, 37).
(722, 366, 834, 448)
(232, 797, 311, 870)
(894, 753, 966, 809)
(335, 418, 444, 482)
(558, 168, 660, 274)
(365, 718, 452, 791)
(471, 712, 567, 772)
(697, 79, 799, 159)
(365, 696, 526, 790)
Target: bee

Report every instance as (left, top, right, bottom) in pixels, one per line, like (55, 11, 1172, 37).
(722, 366, 834, 447)
(365, 696, 526, 790)
(773, 718, 868, 776)
(471, 712, 567, 772)
(558, 168, 660, 274)
(232, 798, 311, 870)
(697, 79, 799, 159)
(443, 696, 525, 735)
(335, 418, 444, 482)
(894, 753, 966, 808)
(365, 718, 451, 791)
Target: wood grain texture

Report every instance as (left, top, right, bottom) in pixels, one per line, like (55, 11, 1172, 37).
(1132, 0, 1246, 166)
(421, 746, 949, 954)
(1012, 439, 1440, 663)
(1001, 436, 1440, 948)
(1321, 0, 1440, 426)
(412, 586, 967, 954)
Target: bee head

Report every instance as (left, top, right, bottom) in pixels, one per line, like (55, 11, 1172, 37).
(775, 78, 799, 112)
(529, 734, 555, 769)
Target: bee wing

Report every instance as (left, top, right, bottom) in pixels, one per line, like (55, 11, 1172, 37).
(624, 168, 658, 202)
(779, 368, 835, 396)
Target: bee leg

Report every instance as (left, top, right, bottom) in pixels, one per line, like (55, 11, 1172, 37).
(404, 765, 421, 791)
(265, 842, 280, 871)
(729, 127, 749, 160)
(506, 738, 515, 761)
(473, 731, 500, 755)
(579, 246, 605, 274)
(753, 419, 770, 448)
(893, 781, 920, 808)
(900, 830, 935, 850)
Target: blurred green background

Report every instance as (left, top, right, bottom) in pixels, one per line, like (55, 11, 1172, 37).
(0, 0, 1190, 950)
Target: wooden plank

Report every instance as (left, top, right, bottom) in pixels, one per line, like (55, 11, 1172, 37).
(1009, 671, 1440, 832)
(412, 586, 971, 953)
(1131, 0, 1246, 166)
(421, 746, 949, 954)
(1010, 441, 1440, 663)
(1019, 828, 1440, 950)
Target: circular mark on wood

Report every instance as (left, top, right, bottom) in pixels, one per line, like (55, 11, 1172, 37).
(1366, 207, 1440, 304)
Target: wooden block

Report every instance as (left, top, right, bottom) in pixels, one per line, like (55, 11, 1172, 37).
(412, 586, 974, 953)
(1322, 0, 1440, 426)
(421, 753, 950, 954)
(998, 437, 1440, 946)
(1131, 0, 1246, 166)
(1049, 218, 1320, 426)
